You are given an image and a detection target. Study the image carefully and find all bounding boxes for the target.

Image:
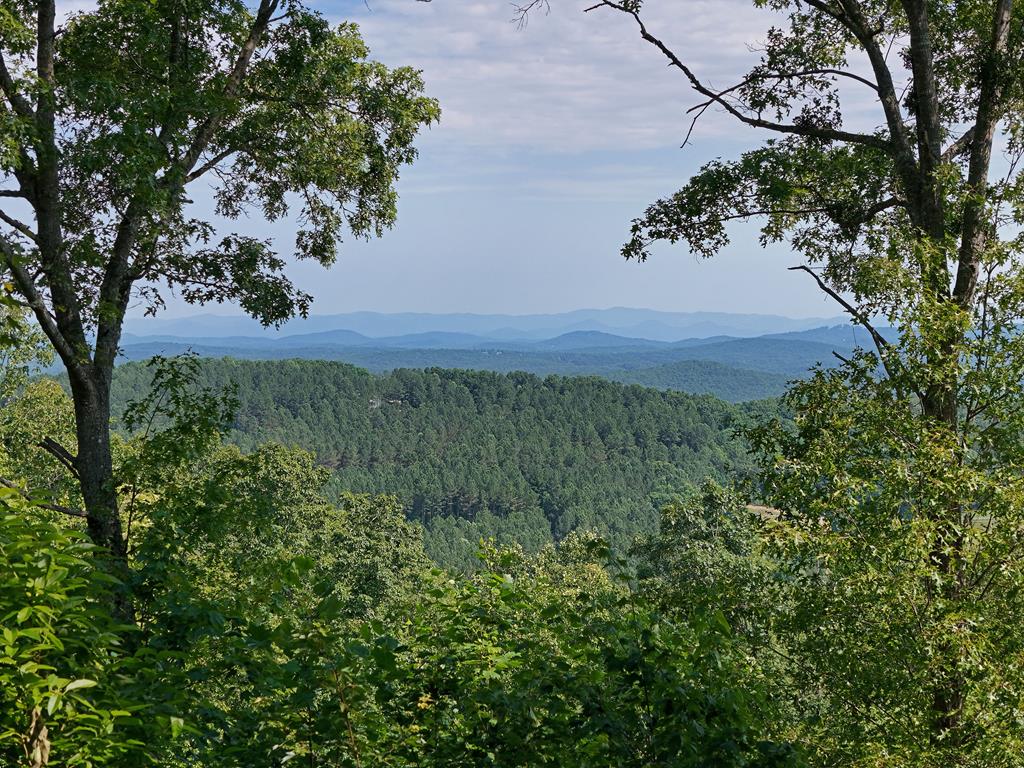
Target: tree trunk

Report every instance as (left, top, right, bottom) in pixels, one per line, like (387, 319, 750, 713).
(67, 367, 133, 619)
(922, 380, 966, 751)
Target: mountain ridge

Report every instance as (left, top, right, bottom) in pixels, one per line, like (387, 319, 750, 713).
(124, 307, 847, 341)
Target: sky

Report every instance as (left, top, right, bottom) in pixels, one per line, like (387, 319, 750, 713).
(148, 0, 875, 319)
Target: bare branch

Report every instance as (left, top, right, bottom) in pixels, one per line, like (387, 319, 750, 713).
(0, 52, 33, 118)
(185, 148, 237, 183)
(941, 127, 976, 162)
(511, 1, 550, 27)
(788, 264, 896, 380)
(858, 196, 904, 222)
(586, 1, 891, 151)
(39, 437, 80, 479)
(0, 210, 38, 243)
(686, 69, 879, 114)
(680, 66, 880, 147)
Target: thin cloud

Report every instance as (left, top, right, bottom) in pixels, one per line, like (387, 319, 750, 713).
(339, 0, 790, 153)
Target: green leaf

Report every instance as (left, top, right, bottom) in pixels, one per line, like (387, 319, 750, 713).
(64, 678, 98, 692)
(169, 716, 185, 739)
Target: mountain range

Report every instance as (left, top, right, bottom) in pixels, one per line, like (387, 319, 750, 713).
(117, 309, 894, 402)
(124, 307, 846, 341)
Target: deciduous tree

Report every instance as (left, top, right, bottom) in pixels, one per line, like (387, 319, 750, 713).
(0, 1, 438, 585)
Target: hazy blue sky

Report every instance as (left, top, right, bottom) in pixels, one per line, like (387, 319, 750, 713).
(149, 0, 865, 319)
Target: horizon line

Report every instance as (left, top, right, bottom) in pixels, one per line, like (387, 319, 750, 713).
(126, 305, 850, 323)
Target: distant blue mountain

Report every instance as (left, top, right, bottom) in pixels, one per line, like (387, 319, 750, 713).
(668, 335, 737, 348)
(124, 307, 846, 342)
(112, 315, 882, 402)
(666, 337, 844, 375)
(527, 331, 668, 351)
(372, 332, 493, 349)
(763, 323, 899, 346)
(262, 329, 372, 347)
(120, 329, 372, 350)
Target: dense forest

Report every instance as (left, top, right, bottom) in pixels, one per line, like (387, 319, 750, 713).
(110, 359, 768, 568)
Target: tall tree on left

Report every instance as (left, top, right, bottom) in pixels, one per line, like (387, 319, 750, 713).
(0, 0, 439, 601)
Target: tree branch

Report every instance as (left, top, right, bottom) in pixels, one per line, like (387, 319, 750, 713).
(941, 127, 976, 162)
(95, 1, 281, 372)
(0, 477, 86, 518)
(953, 0, 1014, 309)
(511, 0, 550, 27)
(0, 210, 38, 243)
(28, 1, 91, 372)
(178, 0, 281, 175)
(0, 52, 33, 118)
(0, 236, 81, 366)
(856, 196, 904, 224)
(788, 264, 896, 379)
(686, 68, 879, 114)
(185, 148, 237, 183)
(38, 437, 80, 480)
(94, 198, 145, 371)
(586, 1, 891, 151)
(901, 0, 944, 173)
(820, 1, 920, 190)
(96, 1, 281, 373)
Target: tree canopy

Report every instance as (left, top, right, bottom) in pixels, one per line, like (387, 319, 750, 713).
(0, 351, 801, 767)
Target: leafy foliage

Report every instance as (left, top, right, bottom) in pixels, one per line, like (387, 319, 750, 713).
(746, 309, 1024, 766)
(2, 0, 440, 327)
(0, 492, 157, 767)
(0, 349, 800, 767)
(317, 547, 799, 768)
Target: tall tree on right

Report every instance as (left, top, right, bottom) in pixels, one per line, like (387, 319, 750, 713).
(522, 0, 1024, 764)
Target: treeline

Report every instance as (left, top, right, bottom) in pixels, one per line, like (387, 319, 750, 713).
(109, 359, 773, 569)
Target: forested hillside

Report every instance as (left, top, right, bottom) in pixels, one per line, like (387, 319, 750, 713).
(611, 360, 792, 401)
(110, 358, 766, 568)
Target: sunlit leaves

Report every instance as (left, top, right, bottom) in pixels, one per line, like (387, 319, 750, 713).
(0, 492, 152, 766)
